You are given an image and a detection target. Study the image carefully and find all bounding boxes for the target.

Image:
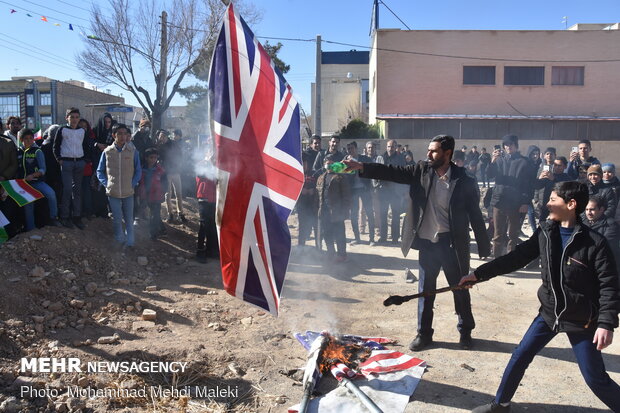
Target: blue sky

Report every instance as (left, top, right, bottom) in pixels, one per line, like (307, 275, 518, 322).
(0, 0, 618, 118)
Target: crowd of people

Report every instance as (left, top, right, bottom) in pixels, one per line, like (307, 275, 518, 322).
(299, 134, 620, 270)
(0, 109, 218, 262)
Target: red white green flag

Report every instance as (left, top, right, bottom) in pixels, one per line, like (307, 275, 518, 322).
(0, 179, 44, 206)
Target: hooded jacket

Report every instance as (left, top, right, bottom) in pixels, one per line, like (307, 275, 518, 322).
(360, 161, 490, 274)
(474, 220, 619, 333)
(488, 151, 536, 210)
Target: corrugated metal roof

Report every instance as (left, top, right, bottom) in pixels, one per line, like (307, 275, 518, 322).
(377, 113, 620, 121)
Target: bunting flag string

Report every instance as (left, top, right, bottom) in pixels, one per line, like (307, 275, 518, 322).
(6, 7, 78, 32)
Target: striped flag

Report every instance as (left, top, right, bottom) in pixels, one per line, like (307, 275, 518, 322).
(359, 350, 426, 376)
(0, 180, 44, 206)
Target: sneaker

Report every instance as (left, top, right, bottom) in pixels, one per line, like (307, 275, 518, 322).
(73, 218, 85, 230)
(61, 218, 74, 229)
(48, 218, 62, 227)
(369, 241, 377, 247)
(133, 218, 140, 226)
(459, 332, 473, 350)
(166, 214, 175, 224)
(472, 401, 511, 413)
(409, 334, 432, 351)
(349, 239, 360, 246)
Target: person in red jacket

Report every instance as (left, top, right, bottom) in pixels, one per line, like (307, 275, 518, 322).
(195, 156, 219, 263)
(138, 147, 167, 240)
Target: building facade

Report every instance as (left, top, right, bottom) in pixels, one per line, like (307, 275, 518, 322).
(369, 25, 620, 142)
(312, 50, 370, 137)
(0, 76, 130, 130)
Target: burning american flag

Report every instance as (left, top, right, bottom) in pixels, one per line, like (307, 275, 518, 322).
(208, 3, 304, 316)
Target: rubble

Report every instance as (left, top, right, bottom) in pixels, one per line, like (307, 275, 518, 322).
(141, 309, 157, 321)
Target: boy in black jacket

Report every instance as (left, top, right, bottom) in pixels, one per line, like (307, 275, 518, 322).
(460, 181, 620, 412)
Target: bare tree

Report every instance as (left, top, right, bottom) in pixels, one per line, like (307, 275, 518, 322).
(77, 0, 259, 135)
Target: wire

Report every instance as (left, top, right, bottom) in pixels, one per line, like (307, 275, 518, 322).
(0, 34, 79, 71)
(0, 0, 73, 24)
(54, 0, 92, 13)
(379, 0, 411, 30)
(20, 0, 90, 22)
(165, 22, 620, 63)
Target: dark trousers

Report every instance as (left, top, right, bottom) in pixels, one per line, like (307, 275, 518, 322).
(198, 201, 218, 255)
(350, 188, 375, 242)
(495, 315, 620, 410)
(492, 207, 521, 258)
(81, 175, 93, 217)
(323, 219, 346, 257)
(147, 202, 163, 238)
(417, 237, 474, 338)
(297, 193, 317, 247)
(480, 165, 489, 187)
(92, 180, 109, 217)
(379, 190, 402, 241)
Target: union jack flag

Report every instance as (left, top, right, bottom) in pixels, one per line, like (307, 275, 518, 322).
(208, 4, 304, 316)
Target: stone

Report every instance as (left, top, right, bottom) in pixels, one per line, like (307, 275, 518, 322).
(137, 256, 148, 266)
(29, 234, 43, 241)
(126, 305, 135, 312)
(63, 272, 76, 282)
(29, 266, 45, 278)
(176, 257, 185, 265)
(141, 309, 157, 321)
(97, 334, 120, 344)
(67, 397, 86, 410)
(0, 396, 22, 413)
(145, 285, 158, 292)
(41, 300, 51, 308)
(240, 317, 253, 325)
(228, 362, 245, 376)
(32, 316, 45, 323)
(70, 299, 85, 309)
(84, 267, 94, 275)
(117, 278, 130, 285)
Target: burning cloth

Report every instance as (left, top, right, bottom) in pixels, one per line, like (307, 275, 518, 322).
(289, 331, 426, 413)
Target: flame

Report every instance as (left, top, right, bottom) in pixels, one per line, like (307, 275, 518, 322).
(318, 334, 371, 373)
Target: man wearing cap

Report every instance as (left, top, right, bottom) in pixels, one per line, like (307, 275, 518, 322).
(586, 164, 617, 219)
(344, 135, 491, 351)
(488, 134, 536, 258)
(602, 163, 620, 214)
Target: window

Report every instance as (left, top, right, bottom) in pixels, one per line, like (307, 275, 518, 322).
(552, 66, 584, 85)
(463, 66, 496, 85)
(0, 95, 20, 120)
(26, 93, 34, 106)
(40, 92, 51, 106)
(26, 117, 35, 128)
(504, 66, 544, 85)
(40, 115, 52, 128)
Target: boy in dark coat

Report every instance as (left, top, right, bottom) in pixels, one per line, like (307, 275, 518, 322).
(460, 181, 620, 413)
(138, 148, 167, 240)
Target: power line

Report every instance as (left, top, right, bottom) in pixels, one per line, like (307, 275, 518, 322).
(0, 0, 73, 24)
(165, 22, 620, 63)
(54, 0, 92, 14)
(379, 0, 411, 30)
(0, 34, 78, 72)
(20, 0, 90, 22)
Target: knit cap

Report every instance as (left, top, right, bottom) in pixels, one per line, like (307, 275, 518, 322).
(602, 163, 615, 173)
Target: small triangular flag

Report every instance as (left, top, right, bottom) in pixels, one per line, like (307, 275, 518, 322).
(10, 9, 16, 13)
(87, 35, 101, 40)
(41, 16, 48, 22)
(69, 24, 73, 30)
(26, 13, 32, 17)
(54, 23, 60, 26)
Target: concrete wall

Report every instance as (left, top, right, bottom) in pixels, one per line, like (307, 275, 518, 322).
(372, 29, 620, 120)
(319, 63, 368, 136)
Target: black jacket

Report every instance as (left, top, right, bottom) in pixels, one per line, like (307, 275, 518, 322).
(488, 152, 536, 210)
(360, 161, 490, 274)
(474, 220, 619, 333)
(588, 181, 617, 219)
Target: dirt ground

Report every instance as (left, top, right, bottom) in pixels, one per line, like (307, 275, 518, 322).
(0, 196, 618, 412)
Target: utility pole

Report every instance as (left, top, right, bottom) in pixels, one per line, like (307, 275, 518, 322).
(374, 0, 379, 30)
(314, 35, 321, 137)
(159, 11, 168, 122)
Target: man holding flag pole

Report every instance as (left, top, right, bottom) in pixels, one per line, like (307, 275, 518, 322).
(208, 2, 304, 316)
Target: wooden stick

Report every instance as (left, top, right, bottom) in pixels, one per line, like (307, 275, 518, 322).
(383, 279, 486, 306)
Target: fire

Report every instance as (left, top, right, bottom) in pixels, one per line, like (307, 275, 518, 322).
(318, 334, 371, 373)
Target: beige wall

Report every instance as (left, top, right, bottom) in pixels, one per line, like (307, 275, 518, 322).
(319, 63, 368, 136)
(372, 29, 620, 121)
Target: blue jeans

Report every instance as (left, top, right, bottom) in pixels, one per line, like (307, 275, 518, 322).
(60, 159, 84, 218)
(23, 181, 58, 231)
(108, 196, 134, 246)
(417, 236, 474, 337)
(496, 314, 620, 410)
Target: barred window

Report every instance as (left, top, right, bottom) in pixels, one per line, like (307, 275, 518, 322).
(504, 66, 544, 85)
(0, 95, 20, 120)
(463, 66, 496, 85)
